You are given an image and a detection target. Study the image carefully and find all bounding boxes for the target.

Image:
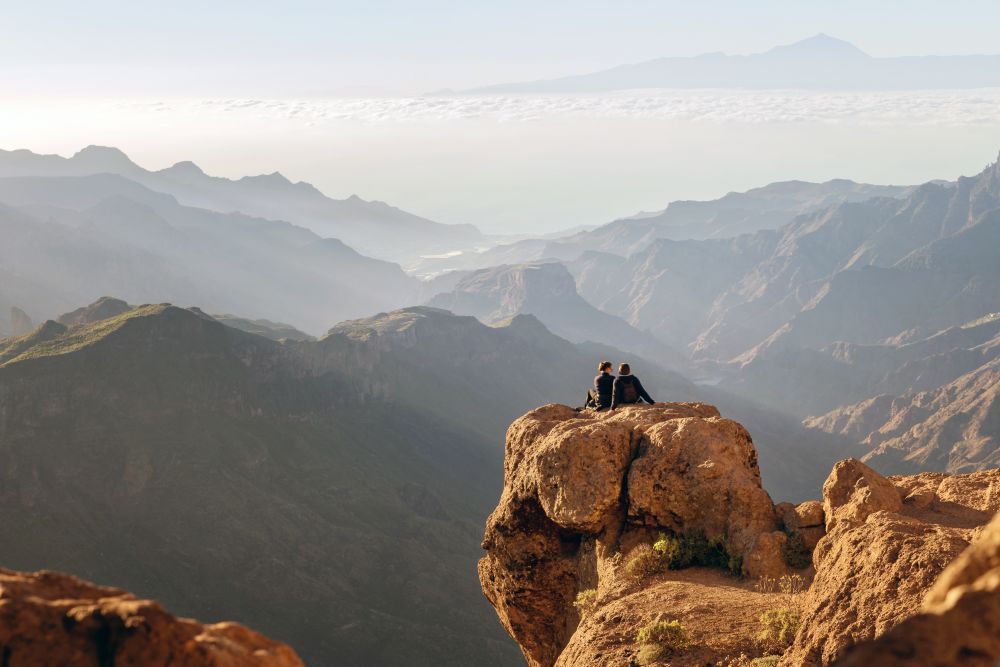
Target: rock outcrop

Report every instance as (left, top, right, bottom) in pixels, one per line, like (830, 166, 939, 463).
(479, 403, 794, 667)
(832, 510, 1000, 666)
(0, 567, 304, 666)
(781, 464, 1000, 666)
(480, 403, 1000, 667)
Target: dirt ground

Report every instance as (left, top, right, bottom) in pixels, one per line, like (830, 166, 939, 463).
(556, 566, 805, 666)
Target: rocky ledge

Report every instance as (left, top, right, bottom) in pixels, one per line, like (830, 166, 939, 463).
(479, 402, 1000, 667)
(0, 568, 304, 666)
(478, 403, 800, 666)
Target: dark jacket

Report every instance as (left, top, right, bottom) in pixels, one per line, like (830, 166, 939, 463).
(611, 374, 655, 409)
(593, 372, 615, 408)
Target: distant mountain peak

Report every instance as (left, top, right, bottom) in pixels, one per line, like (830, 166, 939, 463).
(238, 171, 292, 186)
(764, 33, 869, 58)
(71, 145, 138, 171)
(161, 160, 205, 177)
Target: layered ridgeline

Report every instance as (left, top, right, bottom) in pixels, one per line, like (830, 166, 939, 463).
(411, 178, 913, 275)
(0, 168, 421, 335)
(0, 146, 481, 263)
(0, 299, 707, 666)
(426, 262, 688, 371)
(560, 153, 1000, 474)
(479, 403, 1000, 666)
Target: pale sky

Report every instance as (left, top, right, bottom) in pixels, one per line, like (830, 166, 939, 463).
(5, 1, 1000, 95)
(3, 1, 1000, 234)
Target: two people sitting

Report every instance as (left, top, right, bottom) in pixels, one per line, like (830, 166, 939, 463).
(584, 361, 655, 411)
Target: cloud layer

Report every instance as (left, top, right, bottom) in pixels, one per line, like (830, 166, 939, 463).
(119, 89, 1000, 126)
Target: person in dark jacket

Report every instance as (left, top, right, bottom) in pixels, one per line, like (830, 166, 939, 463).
(611, 362, 655, 410)
(583, 360, 615, 410)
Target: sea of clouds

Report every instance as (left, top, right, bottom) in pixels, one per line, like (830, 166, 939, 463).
(118, 89, 1000, 126)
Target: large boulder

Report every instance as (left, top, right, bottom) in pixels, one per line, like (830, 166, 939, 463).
(479, 403, 779, 667)
(0, 567, 304, 666)
(782, 467, 1000, 666)
(832, 509, 1000, 666)
(822, 458, 902, 532)
(626, 416, 778, 559)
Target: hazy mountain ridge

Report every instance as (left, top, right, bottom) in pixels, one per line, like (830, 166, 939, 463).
(0, 146, 483, 263)
(805, 355, 1000, 475)
(426, 262, 688, 370)
(568, 155, 999, 360)
(464, 34, 1000, 93)
(554, 153, 1000, 473)
(0, 173, 419, 334)
(412, 178, 913, 276)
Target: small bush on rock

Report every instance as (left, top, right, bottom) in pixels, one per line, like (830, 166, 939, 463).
(573, 588, 598, 619)
(756, 607, 800, 654)
(627, 532, 742, 581)
(625, 543, 666, 579)
(635, 619, 689, 664)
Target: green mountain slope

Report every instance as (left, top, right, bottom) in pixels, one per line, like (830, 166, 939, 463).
(0, 300, 852, 664)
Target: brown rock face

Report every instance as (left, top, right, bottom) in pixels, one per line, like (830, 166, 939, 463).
(782, 500, 826, 550)
(626, 416, 778, 560)
(832, 510, 1000, 666)
(781, 467, 1000, 666)
(479, 403, 780, 667)
(821, 458, 902, 532)
(0, 568, 304, 667)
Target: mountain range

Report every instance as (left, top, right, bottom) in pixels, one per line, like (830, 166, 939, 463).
(0, 167, 425, 334)
(410, 178, 914, 275)
(418, 151, 1000, 478)
(463, 34, 1000, 93)
(426, 262, 688, 370)
(0, 146, 482, 264)
(4, 140, 1000, 663)
(0, 298, 855, 664)
(0, 301, 583, 665)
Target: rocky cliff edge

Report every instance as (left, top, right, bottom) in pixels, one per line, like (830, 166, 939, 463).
(479, 402, 1000, 667)
(0, 568, 304, 666)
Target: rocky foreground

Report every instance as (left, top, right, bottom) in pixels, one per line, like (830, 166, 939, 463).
(0, 568, 304, 666)
(479, 403, 1000, 666)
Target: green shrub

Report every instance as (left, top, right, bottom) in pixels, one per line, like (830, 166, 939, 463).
(625, 543, 666, 579)
(626, 532, 743, 580)
(728, 553, 745, 577)
(782, 532, 811, 569)
(635, 619, 689, 664)
(757, 607, 800, 654)
(635, 643, 670, 665)
(573, 588, 598, 619)
(750, 657, 781, 667)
